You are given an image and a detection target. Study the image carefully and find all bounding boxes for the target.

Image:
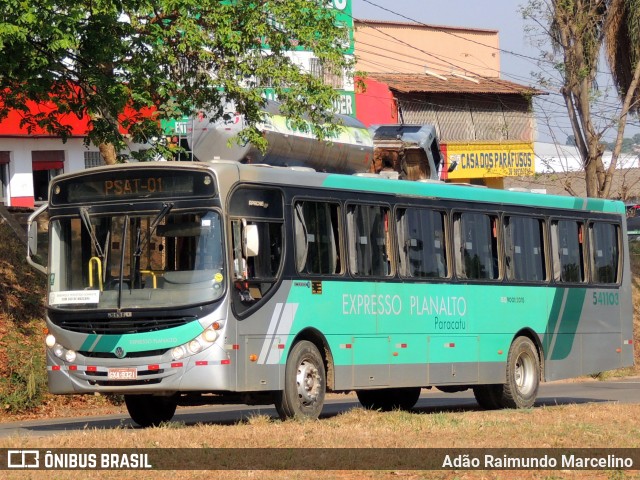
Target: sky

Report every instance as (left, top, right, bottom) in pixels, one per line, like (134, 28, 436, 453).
(351, 0, 634, 144)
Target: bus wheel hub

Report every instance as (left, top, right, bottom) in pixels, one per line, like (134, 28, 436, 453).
(296, 360, 320, 404)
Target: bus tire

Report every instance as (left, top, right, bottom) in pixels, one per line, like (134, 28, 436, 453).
(356, 387, 421, 411)
(124, 394, 177, 427)
(274, 340, 326, 420)
(472, 385, 501, 410)
(498, 336, 540, 409)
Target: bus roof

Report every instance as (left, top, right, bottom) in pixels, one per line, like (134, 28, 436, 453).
(52, 161, 624, 215)
(226, 162, 624, 215)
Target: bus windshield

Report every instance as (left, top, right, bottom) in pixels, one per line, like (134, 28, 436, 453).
(48, 209, 225, 310)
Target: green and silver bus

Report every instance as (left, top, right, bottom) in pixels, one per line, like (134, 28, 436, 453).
(27, 161, 634, 426)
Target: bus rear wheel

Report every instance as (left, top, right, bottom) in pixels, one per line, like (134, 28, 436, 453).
(472, 385, 501, 410)
(124, 394, 178, 427)
(356, 387, 421, 411)
(494, 336, 540, 409)
(274, 340, 326, 420)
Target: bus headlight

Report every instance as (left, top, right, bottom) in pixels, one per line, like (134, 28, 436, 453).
(172, 346, 186, 360)
(188, 340, 203, 354)
(171, 323, 221, 360)
(53, 344, 64, 358)
(47, 340, 77, 364)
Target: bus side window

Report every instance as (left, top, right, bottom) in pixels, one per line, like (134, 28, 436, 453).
(396, 207, 447, 278)
(551, 219, 585, 282)
(589, 222, 620, 284)
(453, 212, 499, 280)
(294, 201, 341, 275)
(504, 216, 546, 282)
(231, 219, 283, 304)
(347, 204, 392, 277)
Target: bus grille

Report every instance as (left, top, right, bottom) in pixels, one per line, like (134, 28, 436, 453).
(79, 349, 168, 359)
(52, 316, 196, 334)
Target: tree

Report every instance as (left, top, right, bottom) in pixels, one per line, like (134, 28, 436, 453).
(524, 0, 640, 198)
(0, 0, 351, 163)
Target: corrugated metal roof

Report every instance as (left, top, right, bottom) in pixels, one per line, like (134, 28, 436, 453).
(367, 73, 545, 96)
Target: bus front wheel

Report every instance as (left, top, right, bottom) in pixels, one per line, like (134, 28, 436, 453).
(274, 340, 326, 420)
(124, 394, 178, 427)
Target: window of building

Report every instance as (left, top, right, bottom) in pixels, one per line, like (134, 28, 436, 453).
(347, 204, 392, 277)
(84, 151, 103, 169)
(504, 216, 546, 282)
(396, 207, 447, 278)
(0, 152, 9, 203)
(32, 150, 64, 202)
(309, 57, 343, 89)
(551, 219, 585, 282)
(453, 212, 499, 280)
(294, 201, 341, 275)
(589, 222, 620, 284)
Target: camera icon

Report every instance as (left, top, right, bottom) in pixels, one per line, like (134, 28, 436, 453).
(7, 450, 39, 468)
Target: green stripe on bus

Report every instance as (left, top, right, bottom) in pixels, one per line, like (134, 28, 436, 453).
(542, 288, 586, 361)
(79, 322, 203, 354)
(322, 175, 622, 213)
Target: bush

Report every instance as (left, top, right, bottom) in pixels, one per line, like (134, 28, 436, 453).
(0, 329, 47, 412)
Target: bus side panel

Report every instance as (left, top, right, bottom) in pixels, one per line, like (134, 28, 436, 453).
(239, 278, 632, 392)
(427, 336, 479, 385)
(543, 287, 630, 381)
(236, 284, 298, 392)
(284, 281, 545, 390)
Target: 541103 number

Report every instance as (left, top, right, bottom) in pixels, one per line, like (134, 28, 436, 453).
(592, 291, 619, 306)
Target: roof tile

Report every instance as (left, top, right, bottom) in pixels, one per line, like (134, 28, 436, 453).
(367, 73, 545, 95)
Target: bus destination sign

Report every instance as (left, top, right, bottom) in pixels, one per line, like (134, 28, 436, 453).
(51, 169, 216, 205)
(103, 177, 168, 197)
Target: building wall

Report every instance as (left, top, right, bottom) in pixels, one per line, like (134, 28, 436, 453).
(0, 138, 97, 207)
(354, 20, 500, 77)
(355, 77, 398, 127)
(397, 92, 534, 142)
(354, 20, 537, 187)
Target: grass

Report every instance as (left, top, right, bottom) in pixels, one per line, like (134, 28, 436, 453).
(1, 404, 640, 479)
(0, 221, 48, 412)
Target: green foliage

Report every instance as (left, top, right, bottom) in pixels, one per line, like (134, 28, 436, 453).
(0, 0, 352, 158)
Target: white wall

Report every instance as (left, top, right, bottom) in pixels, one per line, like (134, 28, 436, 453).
(0, 137, 97, 206)
(535, 142, 639, 173)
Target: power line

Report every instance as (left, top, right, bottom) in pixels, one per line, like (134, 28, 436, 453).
(350, 1, 640, 138)
(359, 0, 615, 77)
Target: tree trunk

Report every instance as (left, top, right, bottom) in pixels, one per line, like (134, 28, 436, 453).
(98, 142, 117, 165)
(584, 157, 600, 198)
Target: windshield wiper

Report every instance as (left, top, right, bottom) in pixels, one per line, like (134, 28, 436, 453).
(134, 203, 173, 257)
(131, 203, 173, 290)
(79, 207, 105, 259)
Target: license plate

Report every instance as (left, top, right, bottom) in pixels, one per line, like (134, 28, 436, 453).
(107, 368, 138, 380)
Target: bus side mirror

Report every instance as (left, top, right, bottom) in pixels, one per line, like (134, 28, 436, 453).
(26, 203, 49, 274)
(243, 223, 259, 257)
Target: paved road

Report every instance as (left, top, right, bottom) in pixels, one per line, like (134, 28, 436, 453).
(0, 378, 638, 438)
